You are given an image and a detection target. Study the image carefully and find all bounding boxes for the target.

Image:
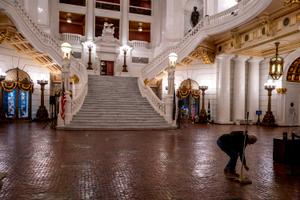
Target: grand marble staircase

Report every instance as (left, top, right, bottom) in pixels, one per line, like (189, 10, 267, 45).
(63, 76, 172, 130)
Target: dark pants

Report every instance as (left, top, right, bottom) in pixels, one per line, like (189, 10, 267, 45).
(217, 138, 238, 173)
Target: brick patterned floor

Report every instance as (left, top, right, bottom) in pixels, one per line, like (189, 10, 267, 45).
(0, 122, 299, 200)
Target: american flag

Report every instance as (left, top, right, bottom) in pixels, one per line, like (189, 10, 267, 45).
(60, 91, 67, 121)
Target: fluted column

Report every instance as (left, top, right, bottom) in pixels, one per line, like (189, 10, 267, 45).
(62, 57, 71, 91)
(247, 57, 263, 122)
(165, 66, 175, 123)
(232, 55, 249, 123)
(216, 54, 234, 124)
(121, 0, 129, 45)
(86, 0, 95, 41)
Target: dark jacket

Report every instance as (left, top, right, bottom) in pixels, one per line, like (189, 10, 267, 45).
(218, 131, 248, 165)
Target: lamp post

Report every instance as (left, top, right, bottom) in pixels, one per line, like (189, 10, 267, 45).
(36, 79, 49, 121)
(121, 45, 131, 72)
(0, 71, 6, 121)
(87, 44, 93, 70)
(199, 85, 208, 123)
(262, 81, 276, 126)
(165, 52, 178, 123)
(61, 42, 72, 91)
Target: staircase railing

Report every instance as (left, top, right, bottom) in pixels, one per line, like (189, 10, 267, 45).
(139, 0, 271, 122)
(1, 0, 88, 126)
(137, 78, 166, 119)
(141, 0, 272, 80)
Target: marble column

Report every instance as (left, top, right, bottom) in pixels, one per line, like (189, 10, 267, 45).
(121, 0, 129, 45)
(247, 57, 263, 122)
(165, 66, 175, 123)
(232, 55, 249, 123)
(62, 57, 71, 91)
(216, 54, 234, 124)
(86, 0, 95, 41)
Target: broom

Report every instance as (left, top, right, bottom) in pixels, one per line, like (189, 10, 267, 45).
(234, 112, 252, 185)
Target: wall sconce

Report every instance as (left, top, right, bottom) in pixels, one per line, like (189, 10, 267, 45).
(269, 42, 284, 80)
(276, 87, 287, 94)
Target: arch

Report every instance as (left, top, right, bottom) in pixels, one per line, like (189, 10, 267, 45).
(1, 68, 33, 120)
(177, 78, 200, 124)
(5, 68, 32, 83)
(286, 57, 300, 82)
(277, 48, 300, 126)
(179, 78, 200, 91)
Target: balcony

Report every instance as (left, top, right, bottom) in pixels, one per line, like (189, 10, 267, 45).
(95, 0, 120, 11)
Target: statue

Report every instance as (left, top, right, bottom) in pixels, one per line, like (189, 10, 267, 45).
(102, 22, 115, 37)
(191, 6, 200, 27)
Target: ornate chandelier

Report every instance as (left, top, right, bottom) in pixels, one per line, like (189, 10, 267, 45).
(269, 42, 284, 80)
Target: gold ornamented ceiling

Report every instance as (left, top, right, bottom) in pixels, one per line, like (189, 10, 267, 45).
(0, 13, 60, 72)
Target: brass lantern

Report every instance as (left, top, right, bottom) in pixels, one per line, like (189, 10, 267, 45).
(269, 42, 284, 80)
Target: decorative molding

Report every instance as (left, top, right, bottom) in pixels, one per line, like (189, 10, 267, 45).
(284, 0, 300, 6)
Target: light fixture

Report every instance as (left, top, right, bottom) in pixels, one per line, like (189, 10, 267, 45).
(66, 14, 72, 23)
(61, 42, 72, 59)
(138, 22, 143, 32)
(168, 52, 178, 67)
(269, 42, 284, 80)
(120, 45, 132, 72)
(38, 7, 43, 13)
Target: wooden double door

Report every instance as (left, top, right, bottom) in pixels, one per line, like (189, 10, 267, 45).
(100, 61, 114, 76)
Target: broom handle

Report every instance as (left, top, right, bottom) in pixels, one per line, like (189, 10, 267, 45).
(240, 112, 249, 178)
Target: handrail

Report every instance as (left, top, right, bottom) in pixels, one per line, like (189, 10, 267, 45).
(1, 0, 88, 126)
(137, 78, 167, 120)
(141, 0, 272, 80)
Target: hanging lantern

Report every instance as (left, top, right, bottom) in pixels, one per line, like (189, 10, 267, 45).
(269, 42, 284, 80)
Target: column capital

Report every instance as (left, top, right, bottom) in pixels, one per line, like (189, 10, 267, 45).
(216, 54, 235, 61)
(232, 55, 250, 62)
(166, 65, 176, 74)
(248, 56, 264, 64)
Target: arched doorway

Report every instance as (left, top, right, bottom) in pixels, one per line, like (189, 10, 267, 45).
(1, 68, 33, 119)
(285, 56, 300, 126)
(176, 78, 200, 123)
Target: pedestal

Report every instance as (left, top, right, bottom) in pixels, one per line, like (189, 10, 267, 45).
(36, 105, 49, 121)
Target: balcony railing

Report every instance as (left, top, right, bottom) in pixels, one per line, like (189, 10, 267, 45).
(95, 1, 120, 11)
(129, 5, 151, 16)
(60, 33, 85, 45)
(128, 40, 150, 49)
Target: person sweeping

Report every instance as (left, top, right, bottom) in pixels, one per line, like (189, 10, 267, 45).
(217, 131, 257, 178)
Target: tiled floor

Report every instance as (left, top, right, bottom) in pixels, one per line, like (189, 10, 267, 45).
(0, 122, 299, 200)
